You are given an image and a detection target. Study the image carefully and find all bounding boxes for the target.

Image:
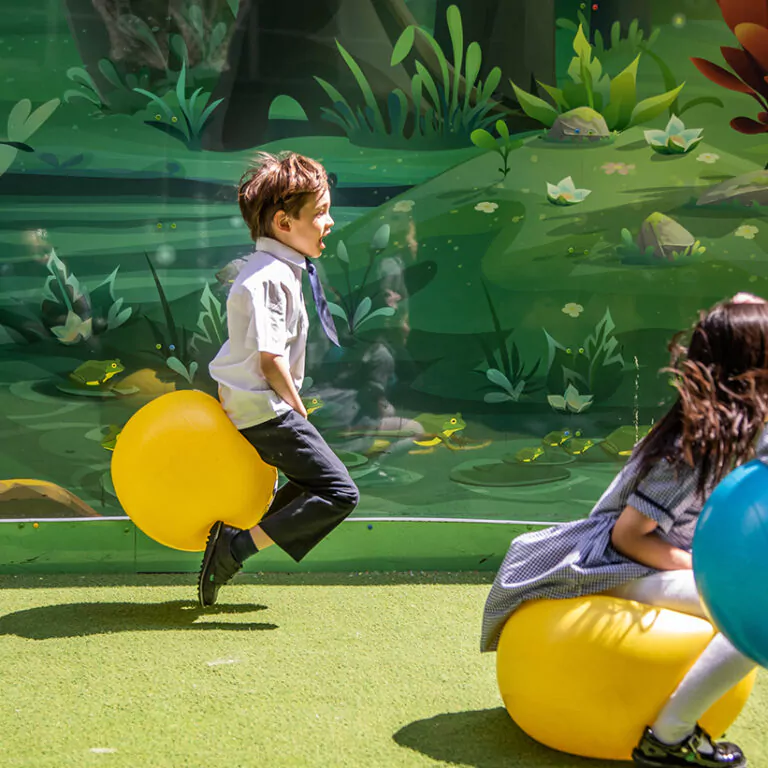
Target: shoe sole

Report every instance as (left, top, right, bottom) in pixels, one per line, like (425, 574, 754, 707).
(633, 753, 748, 768)
(198, 521, 223, 608)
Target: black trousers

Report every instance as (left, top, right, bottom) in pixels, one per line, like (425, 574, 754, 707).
(240, 409, 359, 562)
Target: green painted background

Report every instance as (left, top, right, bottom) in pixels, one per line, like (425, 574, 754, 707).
(1, 0, 766, 572)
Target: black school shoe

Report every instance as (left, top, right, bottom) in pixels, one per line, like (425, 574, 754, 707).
(632, 725, 747, 767)
(198, 521, 243, 607)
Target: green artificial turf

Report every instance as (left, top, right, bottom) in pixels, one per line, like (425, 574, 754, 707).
(1, 573, 766, 768)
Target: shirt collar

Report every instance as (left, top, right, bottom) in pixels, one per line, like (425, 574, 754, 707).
(255, 237, 307, 270)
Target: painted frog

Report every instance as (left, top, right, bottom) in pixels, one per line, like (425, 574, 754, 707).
(542, 429, 578, 448)
(410, 413, 467, 453)
(514, 429, 583, 463)
(562, 437, 594, 456)
(344, 413, 490, 455)
(69, 359, 125, 388)
(100, 424, 123, 452)
(600, 425, 651, 457)
(303, 395, 324, 416)
(515, 446, 545, 463)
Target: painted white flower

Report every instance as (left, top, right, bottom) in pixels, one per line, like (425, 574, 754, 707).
(696, 153, 720, 164)
(474, 201, 499, 213)
(547, 177, 591, 206)
(735, 224, 759, 240)
(562, 302, 584, 318)
(51, 311, 93, 344)
(393, 199, 415, 213)
(644, 115, 703, 155)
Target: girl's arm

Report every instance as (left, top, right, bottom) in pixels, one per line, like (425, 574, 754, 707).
(611, 505, 693, 570)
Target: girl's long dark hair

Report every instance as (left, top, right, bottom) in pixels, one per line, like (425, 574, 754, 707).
(636, 296, 768, 494)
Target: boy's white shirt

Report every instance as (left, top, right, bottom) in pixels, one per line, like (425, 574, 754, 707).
(209, 237, 309, 429)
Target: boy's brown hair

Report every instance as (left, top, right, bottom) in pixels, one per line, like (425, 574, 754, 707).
(238, 152, 328, 241)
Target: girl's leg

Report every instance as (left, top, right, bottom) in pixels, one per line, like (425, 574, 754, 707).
(605, 571, 755, 745)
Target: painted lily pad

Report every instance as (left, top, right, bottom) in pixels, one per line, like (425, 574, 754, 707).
(354, 466, 423, 488)
(450, 459, 570, 487)
(334, 450, 369, 469)
(55, 382, 140, 398)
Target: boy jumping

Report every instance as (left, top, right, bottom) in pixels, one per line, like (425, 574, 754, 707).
(199, 152, 359, 607)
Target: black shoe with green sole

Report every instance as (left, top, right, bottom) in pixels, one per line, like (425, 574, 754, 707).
(198, 521, 243, 608)
(632, 725, 747, 767)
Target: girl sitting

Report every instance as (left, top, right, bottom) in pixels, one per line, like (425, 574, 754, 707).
(482, 293, 767, 767)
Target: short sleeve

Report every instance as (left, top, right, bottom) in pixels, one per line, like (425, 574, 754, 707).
(627, 459, 700, 534)
(244, 278, 290, 355)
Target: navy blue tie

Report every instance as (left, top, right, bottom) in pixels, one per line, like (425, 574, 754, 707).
(305, 258, 340, 346)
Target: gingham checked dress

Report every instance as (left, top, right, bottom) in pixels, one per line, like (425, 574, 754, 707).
(481, 430, 768, 653)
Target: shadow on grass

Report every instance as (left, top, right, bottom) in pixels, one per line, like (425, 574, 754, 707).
(393, 708, 629, 767)
(0, 600, 277, 639)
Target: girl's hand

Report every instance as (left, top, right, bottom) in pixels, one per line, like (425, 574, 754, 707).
(611, 505, 693, 571)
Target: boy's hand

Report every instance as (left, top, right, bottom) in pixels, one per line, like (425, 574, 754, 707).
(259, 352, 306, 416)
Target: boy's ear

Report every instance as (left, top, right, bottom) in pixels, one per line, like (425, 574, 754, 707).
(272, 209, 292, 233)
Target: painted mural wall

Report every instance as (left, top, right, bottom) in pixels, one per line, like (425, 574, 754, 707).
(1, 0, 767, 533)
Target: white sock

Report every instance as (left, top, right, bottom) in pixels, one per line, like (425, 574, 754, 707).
(651, 633, 754, 748)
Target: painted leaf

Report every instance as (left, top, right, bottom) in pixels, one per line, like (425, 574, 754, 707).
(470, 128, 498, 152)
(719, 46, 768, 96)
(64, 89, 101, 107)
(734, 22, 768, 73)
(370, 224, 390, 251)
(7, 99, 32, 141)
(465, 41, 482, 90)
(391, 26, 416, 66)
(337, 241, 349, 263)
(547, 395, 568, 411)
(67, 67, 98, 91)
(97, 59, 124, 89)
(352, 296, 372, 329)
(166, 355, 194, 383)
(690, 57, 753, 93)
(564, 383, 593, 413)
(226, 0, 239, 17)
(537, 82, 569, 111)
(510, 81, 558, 127)
(628, 85, 684, 128)
(356, 306, 396, 329)
(718, 2, 768, 34)
(51, 311, 92, 344)
(730, 116, 768, 133)
(484, 392, 512, 403)
(572, 25, 592, 61)
(486, 367, 514, 395)
(495, 119, 509, 141)
(327, 301, 348, 321)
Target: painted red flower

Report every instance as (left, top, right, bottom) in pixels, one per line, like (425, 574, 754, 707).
(691, 0, 768, 134)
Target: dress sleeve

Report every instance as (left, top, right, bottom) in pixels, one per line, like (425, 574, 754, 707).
(755, 424, 768, 462)
(244, 278, 290, 356)
(627, 459, 700, 534)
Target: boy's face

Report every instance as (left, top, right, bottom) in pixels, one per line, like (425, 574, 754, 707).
(273, 188, 334, 258)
